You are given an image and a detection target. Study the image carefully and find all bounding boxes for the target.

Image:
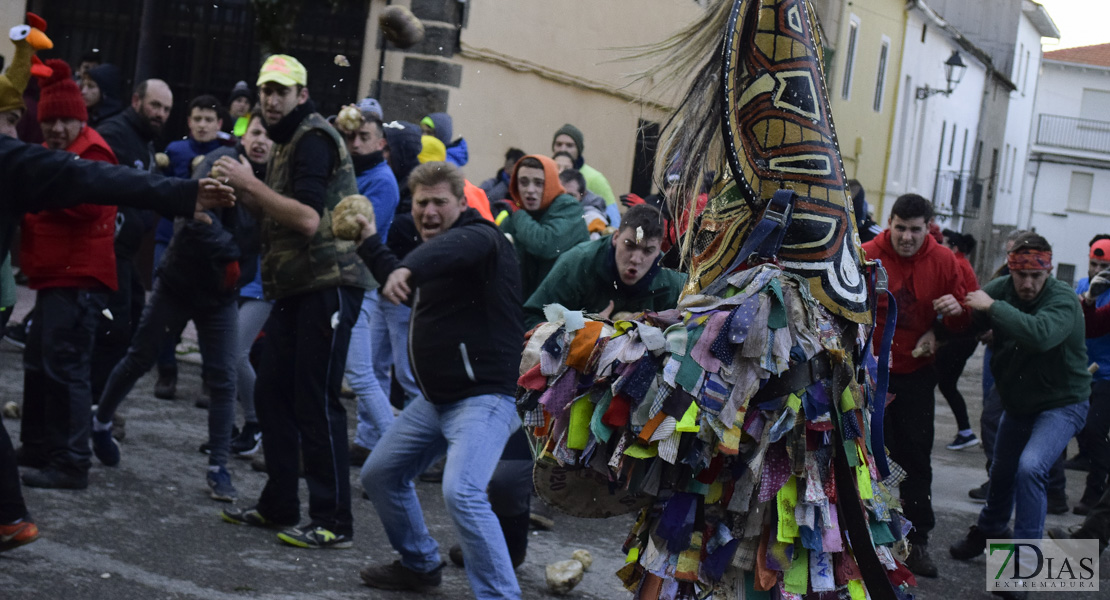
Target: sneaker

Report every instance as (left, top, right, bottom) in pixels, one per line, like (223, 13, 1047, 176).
(21, 467, 88, 490)
(0, 520, 40, 553)
(276, 525, 352, 549)
(206, 466, 237, 502)
(359, 560, 444, 591)
(905, 543, 938, 577)
(154, 366, 177, 400)
(950, 525, 990, 560)
(220, 506, 294, 529)
(946, 432, 980, 450)
(91, 427, 120, 466)
(2, 321, 27, 349)
(968, 480, 989, 502)
(230, 423, 262, 457)
(349, 443, 370, 469)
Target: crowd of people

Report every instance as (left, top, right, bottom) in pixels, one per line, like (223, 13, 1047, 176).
(1, 12, 1109, 600)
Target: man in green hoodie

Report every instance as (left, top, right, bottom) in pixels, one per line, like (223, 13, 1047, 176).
(523, 204, 685, 328)
(950, 232, 1090, 568)
(499, 154, 589, 298)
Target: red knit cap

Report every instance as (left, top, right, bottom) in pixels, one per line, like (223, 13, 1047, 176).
(36, 59, 87, 122)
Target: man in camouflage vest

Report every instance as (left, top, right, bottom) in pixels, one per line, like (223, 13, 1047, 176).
(213, 54, 372, 549)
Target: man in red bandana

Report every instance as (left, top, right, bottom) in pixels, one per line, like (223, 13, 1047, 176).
(950, 232, 1091, 571)
(862, 193, 970, 577)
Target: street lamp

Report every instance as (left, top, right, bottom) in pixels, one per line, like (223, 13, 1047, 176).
(915, 50, 967, 100)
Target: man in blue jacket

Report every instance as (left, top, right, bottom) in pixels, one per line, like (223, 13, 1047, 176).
(354, 161, 524, 599)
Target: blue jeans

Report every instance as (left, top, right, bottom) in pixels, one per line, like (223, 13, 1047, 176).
(361, 394, 521, 600)
(979, 401, 1089, 541)
(347, 290, 394, 451)
(368, 290, 420, 406)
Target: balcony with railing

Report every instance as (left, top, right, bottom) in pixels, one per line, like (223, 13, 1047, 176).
(932, 169, 982, 219)
(1036, 114, 1110, 155)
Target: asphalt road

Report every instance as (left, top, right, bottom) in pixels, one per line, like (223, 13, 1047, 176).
(0, 285, 1107, 599)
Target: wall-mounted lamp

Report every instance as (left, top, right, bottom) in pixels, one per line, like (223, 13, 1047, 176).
(915, 50, 967, 100)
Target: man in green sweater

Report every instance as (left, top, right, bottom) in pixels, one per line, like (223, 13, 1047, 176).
(950, 232, 1090, 572)
(499, 154, 589, 298)
(523, 204, 685, 328)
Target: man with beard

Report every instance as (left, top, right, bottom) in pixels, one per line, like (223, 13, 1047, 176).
(215, 54, 373, 549)
(92, 79, 173, 401)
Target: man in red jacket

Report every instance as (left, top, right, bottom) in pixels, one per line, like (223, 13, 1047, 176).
(17, 60, 119, 490)
(862, 193, 969, 577)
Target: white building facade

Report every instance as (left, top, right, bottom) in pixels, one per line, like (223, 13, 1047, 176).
(1019, 48, 1110, 285)
(881, 3, 989, 229)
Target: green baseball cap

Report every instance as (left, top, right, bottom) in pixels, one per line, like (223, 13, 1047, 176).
(257, 54, 307, 87)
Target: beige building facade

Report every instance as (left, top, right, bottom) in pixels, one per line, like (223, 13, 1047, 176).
(357, 0, 705, 195)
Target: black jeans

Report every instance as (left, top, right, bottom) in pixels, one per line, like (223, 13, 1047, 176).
(1078, 380, 1110, 505)
(935, 336, 978, 431)
(20, 288, 107, 474)
(0, 415, 28, 523)
(1076, 486, 1110, 554)
(255, 286, 361, 535)
(885, 367, 938, 545)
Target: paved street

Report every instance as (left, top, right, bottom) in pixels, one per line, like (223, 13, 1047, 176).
(1, 285, 1108, 598)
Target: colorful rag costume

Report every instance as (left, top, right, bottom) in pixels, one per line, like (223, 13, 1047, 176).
(517, 1, 914, 598)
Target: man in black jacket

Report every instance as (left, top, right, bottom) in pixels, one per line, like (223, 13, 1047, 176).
(0, 122, 233, 549)
(354, 162, 524, 599)
(91, 79, 174, 398)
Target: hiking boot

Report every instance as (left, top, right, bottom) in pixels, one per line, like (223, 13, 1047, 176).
(276, 525, 352, 549)
(21, 467, 88, 490)
(206, 466, 237, 502)
(946, 432, 980, 450)
(968, 480, 989, 502)
(91, 427, 120, 466)
(905, 543, 938, 577)
(220, 506, 294, 529)
(349, 443, 370, 469)
(0, 520, 40, 553)
(359, 560, 444, 591)
(230, 422, 262, 457)
(1047, 493, 1069, 515)
(950, 525, 990, 560)
(154, 365, 177, 400)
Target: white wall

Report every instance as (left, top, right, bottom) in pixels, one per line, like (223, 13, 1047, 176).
(1023, 161, 1110, 283)
(882, 10, 988, 226)
(994, 11, 1046, 226)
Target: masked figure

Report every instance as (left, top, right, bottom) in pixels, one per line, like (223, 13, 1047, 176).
(518, 1, 914, 598)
